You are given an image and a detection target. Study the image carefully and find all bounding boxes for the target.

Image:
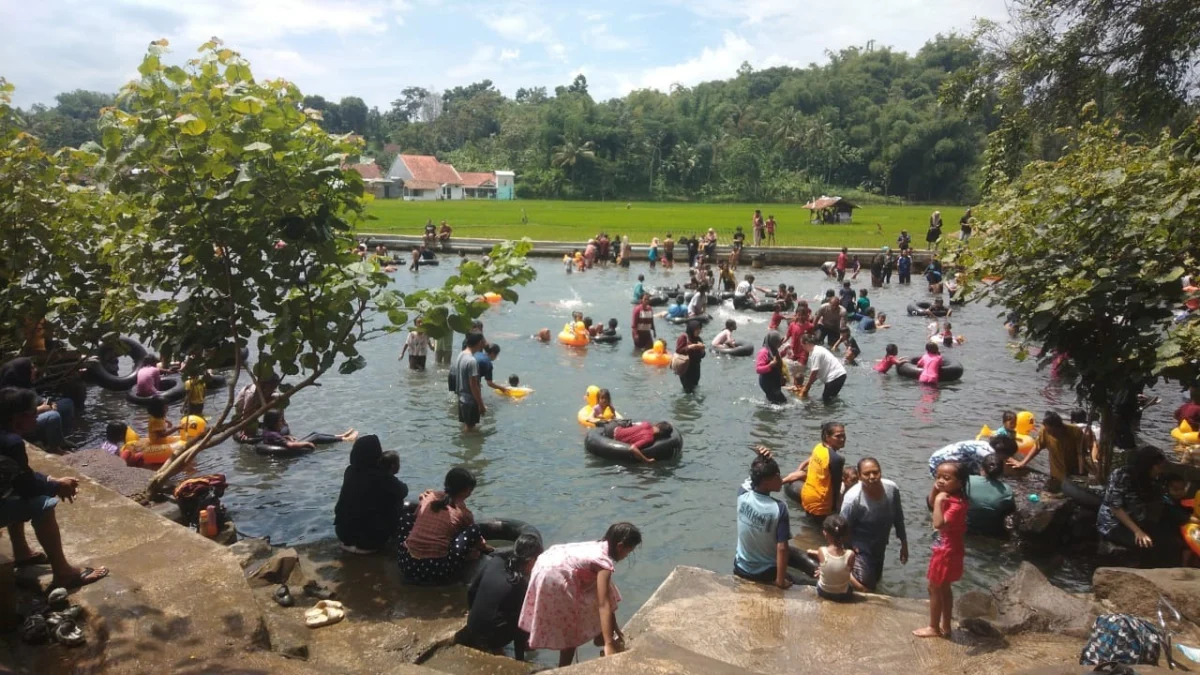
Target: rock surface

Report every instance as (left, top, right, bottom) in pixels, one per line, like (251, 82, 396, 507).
(958, 562, 1099, 638)
(1093, 567, 1200, 625)
(565, 565, 1085, 675)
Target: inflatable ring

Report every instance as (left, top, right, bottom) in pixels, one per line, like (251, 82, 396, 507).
(669, 314, 712, 325)
(749, 301, 776, 312)
(204, 373, 228, 389)
(417, 258, 440, 267)
(907, 301, 948, 317)
(254, 444, 310, 457)
(683, 291, 721, 307)
(558, 331, 589, 347)
(476, 518, 543, 556)
(642, 349, 671, 366)
(783, 481, 801, 504)
(896, 357, 964, 382)
(713, 343, 754, 357)
(140, 438, 185, 467)
(976, 425, 1035, 455)
(1061, 479, 1103, 510)
(498, 387, 533, 398)
(1182, 522, 1200, 558)
(86, 336, 149, 391)
(126, 376, 186, 405)
(584, 424, 682, 463)
(483, 292, 502, 304)
(718, 292, 735, 301)
(1171, 421, 1200, 445)
(787, 544, 818, 578)
(592, 333, 622, 345)
(208, 345, 251, 370)
(577, 405, 620, 428)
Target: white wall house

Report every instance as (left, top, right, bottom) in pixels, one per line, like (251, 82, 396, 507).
(384, 154, 515, 200)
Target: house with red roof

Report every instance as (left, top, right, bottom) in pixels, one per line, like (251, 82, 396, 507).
(385, 154, 514, 200)
(344, 160, 400, 199)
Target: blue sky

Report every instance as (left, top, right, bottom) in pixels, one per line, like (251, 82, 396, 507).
(2, 0, 1010, 109)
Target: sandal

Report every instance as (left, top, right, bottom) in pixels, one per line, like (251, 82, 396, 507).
(304, 600, 345, 628)
(53, 566, 109, 590)
(15, 552, 50, 567)
(19, 615, 48, 645)
(54, 620, 86, 647)
(303, 580, 336, 600)
(274, 585, 295, 608)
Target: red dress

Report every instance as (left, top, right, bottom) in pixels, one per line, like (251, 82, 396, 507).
(926, 494, 967, 585)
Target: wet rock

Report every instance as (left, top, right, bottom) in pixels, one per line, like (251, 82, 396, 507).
(230, 536, 274, 569)
(1013, 494, 1080, 554)
(249, 548, 304, 587)
(148, 500, 183, 524)
(956, 562, 1098, 638)
(257, 591, 310, 660)
(1093, 567, 1200, 625)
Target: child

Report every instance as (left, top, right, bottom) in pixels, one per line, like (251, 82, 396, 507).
(940, 322, 963, 347)
(134, 355, 169, 398)
(381, 450, 401, 475)
(712, 319, 739, 348)
(833, 327, 860, 364)
(856, 288, 871, 314)
(850, 255, 862, 280)
(101, 422, 129, 455)
(843, 466, 859, 491)
(735, 454, 793, 589)
(768, 304, 785, 332)
(663, 296, 688, 320)
(145, 397, 176, 445)
(875, 312, 890, 329)
(993, 411, 1017, 437)
(875, 344, 904, 373)
(563, 252, 574, 273)
(897, 249, 912, 284)
(262, 409, 357, 450)
(917, 342, 943, 385)
(914, 462, 969, 638)
(583, 317, 598, 337)
(589, 389, 617, 425)
(807, 515, 866, 602)
(182, 372, 207, 415)
(602, 318, 619, 337)
(765, 214, 776, 246)
(508, 375, 520, 388)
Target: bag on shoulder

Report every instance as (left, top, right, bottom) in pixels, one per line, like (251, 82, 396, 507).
(669, 352, 690, 376)
(1079, 613, 1164, 666)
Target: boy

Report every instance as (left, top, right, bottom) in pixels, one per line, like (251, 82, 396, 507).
(735, 454, 793, 589)
(662, 233, 675, 269)
(897, 248, 912, 285)
(400, 317, 434, 370)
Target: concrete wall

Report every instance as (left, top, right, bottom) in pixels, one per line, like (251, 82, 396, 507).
(496, 172, 514, 200)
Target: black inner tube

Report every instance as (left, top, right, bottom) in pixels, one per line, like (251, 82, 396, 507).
(476, 518, 543, 556)
(87, 336, 149, 391)
(713, 343, 754, 357)
(126, 375, 185, 405)
(896, 357, 964, 382)
(670, 314, 712, 325)
(585, 425, 683, 462)
(783, 481, 801, 503)
(254, 444, 311, 457)
(591, 333, 622, 344)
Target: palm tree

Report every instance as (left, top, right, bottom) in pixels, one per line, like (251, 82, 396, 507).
(551, 139, 596, 186)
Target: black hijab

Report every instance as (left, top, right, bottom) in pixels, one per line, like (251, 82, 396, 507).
(0, 358, 35, 389)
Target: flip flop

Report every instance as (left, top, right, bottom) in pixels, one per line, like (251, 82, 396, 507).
(14, 552, 50, 567)
(304, 600, 345, 628)
(54, 620, 86, 647)
(53, 566, 109, 590)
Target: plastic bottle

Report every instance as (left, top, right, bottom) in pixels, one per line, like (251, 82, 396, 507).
(198, 509, 210, 537)
(204, 505, 219, 537)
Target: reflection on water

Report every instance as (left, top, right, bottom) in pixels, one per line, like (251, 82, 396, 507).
(75, 258, 1192, 631)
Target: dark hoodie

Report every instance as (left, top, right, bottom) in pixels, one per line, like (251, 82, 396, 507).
(0, 358, 35, 389)
(334, 435, 408, 551)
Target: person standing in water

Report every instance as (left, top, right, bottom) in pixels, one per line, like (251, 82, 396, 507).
(631, 294, 656, 350)
(839, 457, 908, 591)
(756, 331, 788, 404)
(675, 320, 706, 393)
(454, 333, 487, 432)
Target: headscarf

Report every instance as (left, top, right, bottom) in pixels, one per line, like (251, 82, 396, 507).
(686, 320, 701, 339)
(763, 330, 783, 357)
(348, 434, 383, 469)
(0, 358, 35, 389)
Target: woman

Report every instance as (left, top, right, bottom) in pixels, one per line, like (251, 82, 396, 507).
(838, 457, 908, 591)
(648, 238, 659, 270)
(1096, 445, 1176, 566)
(335, 435, 408, 554)
(786, 422, 847, 522)
(398, 468, 491, 584)
(619, 236, 632, 268)
(458, 533, 544, 661)
(756, 331, 787, 404)
(965, 454, 1014, 537)
(675, 320, 706, 393)
(925, 211, 942, 250)
(519, 523, 642, 667)
(0, 358, 75, 453)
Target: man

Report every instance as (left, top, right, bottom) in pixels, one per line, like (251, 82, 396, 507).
(632, 275, 646, 303)
(785, 421, 847, 520)
(685, 236, 699, 268)
(455, 333, 487, 431)
(1011, 412, 1085, 491)
(733, 274, 765, 310)
(612, 421, 671, 464)
(662, 233, 674, 269)
(796, 334, 847, 403)
(735, 454, 792, 589)
(1, 387, 108, 589)
(835, 247, 849, 281)
(438, 220, 453, 245)
(476, 344, 509, 395)
(400, 318, 434, 370)
(927, 435, 1018, 477)
(631, 295, 657, 349)
(813, 296, 846, 346)
(235, 371, 282, 440)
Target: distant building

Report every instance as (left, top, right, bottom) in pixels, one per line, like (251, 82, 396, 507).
(344, 160, 400, 199)
(803, 196, 858, 224)
(384, 154, 515, 200)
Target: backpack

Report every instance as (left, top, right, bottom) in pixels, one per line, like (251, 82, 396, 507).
(1079, 614, 1164, 666)
(173, 474, 228, 529)
(670, 352, 690, 376)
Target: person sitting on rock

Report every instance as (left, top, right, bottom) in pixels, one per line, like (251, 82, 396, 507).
(0, 387, 109, 589)
(335, 435, 408, 554)
(457, 533, 543, 660)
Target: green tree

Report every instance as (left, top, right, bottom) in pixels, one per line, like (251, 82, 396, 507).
(955, 114, 1200, 478)
(551, 138, 595, 187)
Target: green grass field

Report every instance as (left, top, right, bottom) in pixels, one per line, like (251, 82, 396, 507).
(363, 200, 961, 248)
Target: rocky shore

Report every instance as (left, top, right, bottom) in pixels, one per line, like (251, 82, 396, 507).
(4, 446, 1199, 674)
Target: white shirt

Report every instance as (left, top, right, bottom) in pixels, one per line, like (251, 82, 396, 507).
(734, 280, 752, 298)
(688, 292, 707, 316)
(712, 329, 734, 347)
(404, 331, 430, 357)
(808, 346, 847, 384)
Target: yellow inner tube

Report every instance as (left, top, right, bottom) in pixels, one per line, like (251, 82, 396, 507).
(140, 437, 185, 466)
(577, 405, 621, 428)
(1172, 421, 1200, 445)
(498, 387, 533, 398)
(642, 338, 672, 366)
(483, 292, 502, 304)
(558, 322, 590, 346)
(1183, 522, 1200, 557)
(977, 425, 1035, 455)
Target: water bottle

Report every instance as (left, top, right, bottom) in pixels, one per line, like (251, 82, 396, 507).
(204, 505, 219, 537)
(198, 509, 210, 536)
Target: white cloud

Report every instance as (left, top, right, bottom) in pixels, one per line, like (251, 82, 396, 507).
(623, 31, 782, 92)
(546, 43, 568, 62)
(583, 23, 631, 52)
(499, 48, 521, 62)
(483, 13, 552, 43)
(447, 45, 497, 78)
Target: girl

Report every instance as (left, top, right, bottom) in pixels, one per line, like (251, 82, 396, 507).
(807, 515, 866, 602)
(833, 327, 860, 365)
(756, 331, 787, 404)
(262, 409, 357, 450)
(398, 468, 492, 584)
(563, 252, 574, 273)
(765, 214, 776, 246)
(459, 533, 544, 660)
(940, 322, 964, 347)
(588, 389, 618, 425)
(711, 319, 739, 349)
(145, 397, 176, 445)
(648, 238, 659, 270)
(101, 422, 129, 455)
(519, 523, 642, 666)
(768, 303, 785, 332)
(914, 461, 968, 638)
(917, 342, 943, 385)
(675, 320, 706, 393)
(875, 344, 904, 373)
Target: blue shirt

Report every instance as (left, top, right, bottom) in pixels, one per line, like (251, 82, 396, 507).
(667, 304, 687, 319)
(474, 352, 495, 383)
(898, 256, 911, 272)
(735, 486, 790, 575)
(633, 283, 644, 301)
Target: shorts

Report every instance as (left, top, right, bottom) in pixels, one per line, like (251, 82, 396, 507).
(408, 354, 427, 370)
(816, 586, 854, 602)
(733, 561, 794, 585)
(184, 400, 205, 416)
(458, 399, 480, 426)
(0, 494, 58, 527)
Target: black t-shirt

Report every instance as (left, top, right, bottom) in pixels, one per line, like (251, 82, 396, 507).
(0, 430, 52, 499)
(466, 555, 529, 651)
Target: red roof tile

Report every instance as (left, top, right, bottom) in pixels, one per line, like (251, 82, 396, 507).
(402, 179, 442, 191)
(346, 162, 383, 180)
(459, 172, 495, 188)
(400, 155, 462, 185)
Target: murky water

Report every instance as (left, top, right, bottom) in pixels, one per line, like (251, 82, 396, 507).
(74, 258, 1194, 628)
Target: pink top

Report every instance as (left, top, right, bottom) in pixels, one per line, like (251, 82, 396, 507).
(404, 490, 478, 559)
(933, 494, 968, 552)
(875, 354, 900, 373)
(755, 347, 777, 374)
(135, 366, 161, 397)
(917, 353, 943, 383)
(519, 540, 620, 650)
(768, 311, 783, 331)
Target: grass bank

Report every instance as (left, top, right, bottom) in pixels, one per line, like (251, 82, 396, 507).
(364, 200, 961, 248)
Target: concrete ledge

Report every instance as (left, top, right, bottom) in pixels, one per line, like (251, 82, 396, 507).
(360, 234, 937, 267)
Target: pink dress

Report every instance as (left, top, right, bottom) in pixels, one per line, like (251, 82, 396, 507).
(927, 494, 967, 584)
(917, 353, 942, 384)
(518, 540, 621, 650)
(874, 354, 900, 373)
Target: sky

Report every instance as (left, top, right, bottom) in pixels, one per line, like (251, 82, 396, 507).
(2, 0, 1011, 110)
